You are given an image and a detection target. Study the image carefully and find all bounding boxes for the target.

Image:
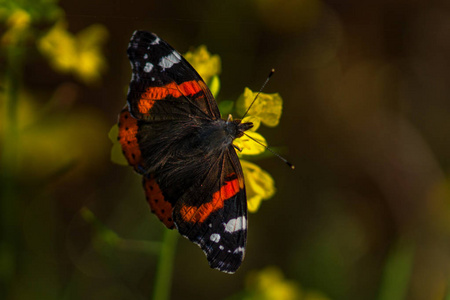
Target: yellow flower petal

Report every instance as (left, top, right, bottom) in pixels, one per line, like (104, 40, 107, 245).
(75, 24, 108, 82)
(241, 160, 275, 212)
(242, 116, 261, 132)
(184, 45, 221, 84)
(38, 20, 108, 84)
(208, 75, 221, 98)
(236, 87, 283, 127)
(234, 131, 266, 156)
(1, 9, 31, 45)
(246, 266, 301, 300)
(38, 20, 77, 72)
(245, 266, 332, 300)
(247, 195, 263, 212)
(7, 9, 31, 29)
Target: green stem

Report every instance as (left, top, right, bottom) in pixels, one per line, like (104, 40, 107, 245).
(445, 285, 450, 300)
(377, 239, 414, 300)
(152, 229, 178, 300)
(1, 44, 23, 295)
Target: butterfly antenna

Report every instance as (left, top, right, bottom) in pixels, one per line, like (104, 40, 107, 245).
(243, 133, 295, 170)
(241, 69, 275, 119)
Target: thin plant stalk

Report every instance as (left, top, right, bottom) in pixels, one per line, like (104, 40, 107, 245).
(1, 43, 23, 296)
(152, 229, 178, 300)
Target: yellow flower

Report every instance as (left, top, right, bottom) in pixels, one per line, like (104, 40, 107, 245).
(245, 267, 332, 300)
(234, 116, 276, 213)
(232, 86, 284, 212)
(246, 266, 301, 300)
(234, 116, 266, 156)
(75, 24, 109, 82)
(184, 45, 221, 85)
(241, 160, 275, 212)
(38, 21, 75, 70)
(6, 9, 31, 29)
(236, 87, 283, 127)
(1, 9, 31, 45)
(38, 21, 108, 83)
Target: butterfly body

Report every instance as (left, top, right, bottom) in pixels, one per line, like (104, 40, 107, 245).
(119, 31, 251, 273)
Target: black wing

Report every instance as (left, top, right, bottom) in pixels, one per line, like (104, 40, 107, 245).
(171, 147, 247, 273)
(126, 31, 221, 121)
(121, 31, 248, 273)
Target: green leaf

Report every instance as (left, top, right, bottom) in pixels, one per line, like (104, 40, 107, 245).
(218, 100, 234, 116)
(377, 239, 415, 300)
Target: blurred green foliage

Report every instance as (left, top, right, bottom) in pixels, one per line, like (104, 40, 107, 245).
(2, 0, 450, 299)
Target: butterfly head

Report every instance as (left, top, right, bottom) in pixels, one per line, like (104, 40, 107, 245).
(235, 120, 253, 138)
(225, 114, 253, 139)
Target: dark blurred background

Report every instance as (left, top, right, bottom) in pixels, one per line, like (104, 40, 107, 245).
(2, 0, 450, 299)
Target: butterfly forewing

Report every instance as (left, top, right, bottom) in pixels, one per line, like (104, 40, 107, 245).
(126, 31, 220, 121)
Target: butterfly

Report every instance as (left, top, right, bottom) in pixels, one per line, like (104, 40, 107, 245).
(118, 31, 253, 273)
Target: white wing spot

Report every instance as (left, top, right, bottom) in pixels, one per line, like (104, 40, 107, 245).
(173, 51, 181, 60)
(224, 216, 247, 233)
(219, 245, 224, 250)
(233, 247, 245, 254)
(159, 51, 181, 69)
(143, 62, 153, 73)
(210, 233, 221, 243)
(143, 53, 148, 59)
(151, 36, 161, 45)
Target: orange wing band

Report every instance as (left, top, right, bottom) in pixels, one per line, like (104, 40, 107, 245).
(180, 177, 240, 223)
(138, 80, 203, 114)
(144, 175, 174, 229)
(118, 109, 143, 169)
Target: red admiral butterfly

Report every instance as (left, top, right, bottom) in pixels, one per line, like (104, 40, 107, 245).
(118, 31, 252, 273)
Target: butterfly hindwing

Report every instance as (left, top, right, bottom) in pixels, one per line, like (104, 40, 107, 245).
(118, 107, 145, 173)
(143, 174, 175, 229)
(172, 147, 247, 273)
